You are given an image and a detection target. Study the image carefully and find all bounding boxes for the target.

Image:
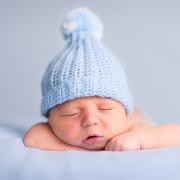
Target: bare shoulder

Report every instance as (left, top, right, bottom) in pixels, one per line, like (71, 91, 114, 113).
(128, 106, 151, 125)
(23, 122, 87, 151)
(24, 122, 51, 140)
(23, 122, 60, 149)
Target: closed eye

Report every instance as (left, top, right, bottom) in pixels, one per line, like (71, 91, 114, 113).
(99, 108, 114, 111)
(63, 112, 80, 117)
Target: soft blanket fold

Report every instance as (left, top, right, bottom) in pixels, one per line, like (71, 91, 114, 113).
(0, 126, 180, 180)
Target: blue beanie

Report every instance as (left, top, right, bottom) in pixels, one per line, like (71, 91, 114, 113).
(41, 7, 133, 117)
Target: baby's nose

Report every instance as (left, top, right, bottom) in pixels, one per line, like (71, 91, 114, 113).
(81, 112, 99, 127)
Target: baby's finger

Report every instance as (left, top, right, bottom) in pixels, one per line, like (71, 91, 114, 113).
(120, 141, 140, 151)
(114, 143, 123, 151)
(113, 140, 131, 151)
(105, 140, 116, 151)
(108, 142, 127, 151)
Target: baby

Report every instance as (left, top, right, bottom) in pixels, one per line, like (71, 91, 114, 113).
(24, 7, 180, 151)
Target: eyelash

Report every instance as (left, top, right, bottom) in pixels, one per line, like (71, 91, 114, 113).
(99, 108, 113, 110)
(64, 113, 80, 117)
(63, 108, 114, 116)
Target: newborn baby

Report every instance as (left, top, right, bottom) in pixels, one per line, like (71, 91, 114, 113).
(24, 96, 180, 151)
(24, 7, 180, 151)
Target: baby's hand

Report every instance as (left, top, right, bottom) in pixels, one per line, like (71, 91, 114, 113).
(105, 129, 141, 151)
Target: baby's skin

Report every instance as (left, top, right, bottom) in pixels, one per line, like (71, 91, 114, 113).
(24, 96, 180, 151)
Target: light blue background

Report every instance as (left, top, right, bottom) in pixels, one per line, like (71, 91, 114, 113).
(0, 0, 180, 130)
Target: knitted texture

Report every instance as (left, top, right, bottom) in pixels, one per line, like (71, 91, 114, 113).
(41, 7, 133, 117)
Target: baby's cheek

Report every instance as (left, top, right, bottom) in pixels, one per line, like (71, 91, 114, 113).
(53, 125, 68, 137)
(53, 124, 80, 143)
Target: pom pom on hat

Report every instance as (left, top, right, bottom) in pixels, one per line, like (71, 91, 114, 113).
(61, 7, 104, 40)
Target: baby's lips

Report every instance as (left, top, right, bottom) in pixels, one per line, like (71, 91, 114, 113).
(82, 134, 104, 145)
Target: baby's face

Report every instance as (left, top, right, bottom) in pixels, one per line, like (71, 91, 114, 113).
(48, 96, 130, 150)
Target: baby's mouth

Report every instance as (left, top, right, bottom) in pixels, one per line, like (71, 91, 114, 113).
(82, 134, 104, 145)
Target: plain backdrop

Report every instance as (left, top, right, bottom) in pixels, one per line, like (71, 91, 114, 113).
(0, 0, 180, 130)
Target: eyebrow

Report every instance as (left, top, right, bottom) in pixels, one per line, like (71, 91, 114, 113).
(98, 97, 116, 103)
(98, 100, 117, 106)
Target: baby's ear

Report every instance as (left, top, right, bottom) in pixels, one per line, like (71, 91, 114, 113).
(23, 122, 49, 148)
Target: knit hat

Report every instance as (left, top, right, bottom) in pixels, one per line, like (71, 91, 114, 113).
(41, 7, 133, 117)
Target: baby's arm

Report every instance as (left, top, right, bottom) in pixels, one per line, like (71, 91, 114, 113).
(23, 123, 87, 151)
(136, 123, 180, 149)
(105, 123, 180, 151)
